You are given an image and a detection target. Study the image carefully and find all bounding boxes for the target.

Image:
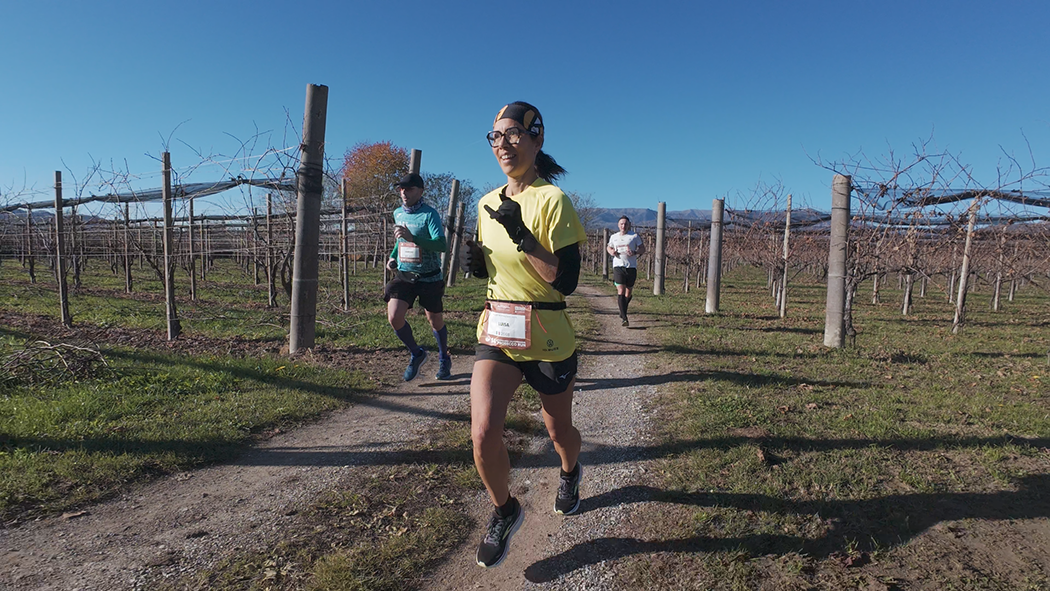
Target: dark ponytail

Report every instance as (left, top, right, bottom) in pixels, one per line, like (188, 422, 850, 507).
(536, 150, 566, 183)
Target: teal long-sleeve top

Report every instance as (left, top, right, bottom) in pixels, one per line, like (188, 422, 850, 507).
(389, 203, 447, 282)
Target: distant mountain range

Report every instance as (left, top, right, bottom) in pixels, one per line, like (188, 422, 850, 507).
(586, 208, 711, 230)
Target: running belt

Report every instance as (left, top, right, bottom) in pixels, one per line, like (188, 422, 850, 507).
(486, 299, 567, 310)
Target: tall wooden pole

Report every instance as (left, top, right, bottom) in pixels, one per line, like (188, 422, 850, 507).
(188, 199, 197, 301)
(684, 222, 692, 293)
(409, 149, 421, 175)
(162, 152, 181, 340)
(123, 203, 132, 293)
(266, 194, 276, 308)
(706, 199, 725, 314)
(653, 202, 666, 295)
(340, 180, 350, 311)
(289, 83, 329, 354)
(602, 228, 610, 281)
(25, 206, 36, 283)
(440, 179, 459, 279)
(952, 198, 980, 334)
(252, 207, 260, 285)
(447, 202, 466, 287)
(54, 172, 72, 327)
(779, 194, 792, 318)
(824, 175, 851, 347)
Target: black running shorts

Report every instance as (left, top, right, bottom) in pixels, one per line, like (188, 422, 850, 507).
(475, 344, 578, 396)
(384, 278, 445, 313)
(612, 266, 637, 288)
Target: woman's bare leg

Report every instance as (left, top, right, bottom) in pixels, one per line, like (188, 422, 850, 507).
(470, 359, 522, 506)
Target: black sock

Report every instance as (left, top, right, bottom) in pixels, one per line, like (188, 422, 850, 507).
(496, 496, 517, 518)
(560, 462, 579, 479)
(617, 295, 627, 318)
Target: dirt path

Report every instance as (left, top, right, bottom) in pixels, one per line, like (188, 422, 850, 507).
(0, 284, 661, 590)
(421, 286, 661, 590)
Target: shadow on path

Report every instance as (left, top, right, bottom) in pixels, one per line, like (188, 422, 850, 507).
(524, 473, 1050, 583)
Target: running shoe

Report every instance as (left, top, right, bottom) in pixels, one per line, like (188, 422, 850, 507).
(476, 497, 523, 568)
(435, 355, 452, 380)
(622, 317, 630, 327)
(554, 462, 583, 515)
(403, 349, 428, 382)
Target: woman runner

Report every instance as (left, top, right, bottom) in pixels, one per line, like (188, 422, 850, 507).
(461, 101, 588, 568)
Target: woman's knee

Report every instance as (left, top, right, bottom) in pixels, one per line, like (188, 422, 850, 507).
(546, 419, 578, 447)
(472, 420, 503, 452)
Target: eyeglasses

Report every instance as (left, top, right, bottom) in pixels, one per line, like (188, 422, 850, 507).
(486, 127, 532, 147)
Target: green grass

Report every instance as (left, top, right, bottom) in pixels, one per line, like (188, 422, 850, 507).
(0, 349, 370, 519)
(615, 265, 1050, 589)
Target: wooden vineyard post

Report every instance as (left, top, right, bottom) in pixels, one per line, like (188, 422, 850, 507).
(952, 198, 980, 334)
(382, 218, 389, 281)
(54, 172, 72, 327)
(266, 193, 276, 308)
(653, 202, 666, 295)
(252, 207, 260, 286)
(340, 180, 350, 311)
(441, 179, 459, 279)
(188, 199, 197, 301)
(684, 221, 692, 293)
(162, 152, 181, 340)
(706, 198, 725, 314)
(123, 203, 132, 293)
(25, 205, 36, 283)
(447, 202, 465, 287)
(602, 228, 610, 281)
(289, 83, 328, 354)
(779, 194, 792, 318)
(824, 174, 851, 348)
(991, 225, 1008, 312)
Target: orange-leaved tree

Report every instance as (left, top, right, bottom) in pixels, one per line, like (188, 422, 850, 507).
(340, 141, 409, 215)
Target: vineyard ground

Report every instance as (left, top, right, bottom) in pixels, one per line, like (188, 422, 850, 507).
(0, 260, 1049, 589)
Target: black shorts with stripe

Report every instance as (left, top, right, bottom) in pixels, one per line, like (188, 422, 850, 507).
(612, 266, 637, 288)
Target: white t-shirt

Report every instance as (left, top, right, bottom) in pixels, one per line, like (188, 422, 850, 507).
(608, 232, 643, 268)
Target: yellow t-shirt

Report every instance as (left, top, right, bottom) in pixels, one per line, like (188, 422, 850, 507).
(475, 180, 587, 362)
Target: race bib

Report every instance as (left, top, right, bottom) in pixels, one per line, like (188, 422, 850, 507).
(480, 301, 531, 350)
(399, 242, 421, 264)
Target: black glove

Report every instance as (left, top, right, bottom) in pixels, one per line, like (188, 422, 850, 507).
(461, 240, 488, 278)
(484, 194, 538, 253)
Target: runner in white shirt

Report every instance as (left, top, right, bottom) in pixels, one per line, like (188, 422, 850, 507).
(606, 215, 645, 326)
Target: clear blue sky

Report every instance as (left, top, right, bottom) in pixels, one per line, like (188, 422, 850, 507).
(2, 1, 1048, 217)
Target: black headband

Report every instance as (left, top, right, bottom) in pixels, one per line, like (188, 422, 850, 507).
(494, 102, 543, 135)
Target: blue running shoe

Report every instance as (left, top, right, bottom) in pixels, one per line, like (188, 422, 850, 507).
(435, 355, 452, 380)
(403, 349, 427, 382)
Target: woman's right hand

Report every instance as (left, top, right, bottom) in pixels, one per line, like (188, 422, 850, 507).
(462, 240, 488, 278)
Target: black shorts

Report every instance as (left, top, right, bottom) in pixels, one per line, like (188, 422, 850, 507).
(613, 267, 638, 288)
(384, 278, 445, 313)
(475, 344, 578, 396)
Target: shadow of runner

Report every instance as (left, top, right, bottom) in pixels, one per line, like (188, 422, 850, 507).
(524, 473, 1050, 583)
(575, 369, 866, 391)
